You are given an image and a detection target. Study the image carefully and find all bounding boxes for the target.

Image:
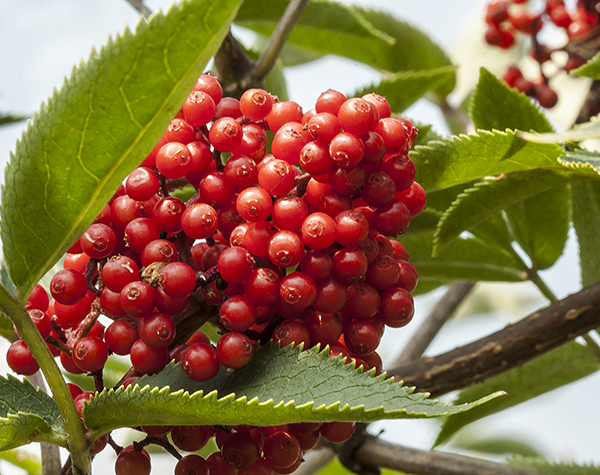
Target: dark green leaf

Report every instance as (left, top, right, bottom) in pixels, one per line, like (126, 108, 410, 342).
(572, 181, 600, 286)
(353, 67, 456, 114)
(236, 1, 454, 90)
(435, 341, 600, 446)
(0, 375, 64, 450)
(505, 184, 571, 270)
(432, 170, 581, 259)
(508, 457, 600, 474)
(0, 113, 28, 127)
(399, 230, 527, 296)
(1, 0, 243, 300)
(571, 51, 600, 79)
(410, 130, 566, 193)
(83, 342, 502, 433)
(470, 68, 553, 133)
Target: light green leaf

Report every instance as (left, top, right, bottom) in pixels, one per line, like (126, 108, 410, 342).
(432, 170, 582, 258)
(0, 375, 65, 450)
(519, 116, 600, 144)
(571, 51, 600, 79)
(399, 231, 527, 296)
(353, 67, 456, 114)
(558, 149, 600, 177)
(410, 130, 566, 193)
(0, 0, 243, 300)
(470, 68, 553, 133)
(0, 449, 42, 475)
(83, 342, 502, 433)
(508, 457, 600, 475)
(448, 432, 544, 458)
(435, 341, 600, 446)
(572, 181, 600, 286)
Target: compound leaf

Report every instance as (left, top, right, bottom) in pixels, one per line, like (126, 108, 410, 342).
(0, 375, 64, 450)
(470, 68, 553, 133)
(410, 130, 566, 193)
(83, 342, 502, 433)
(1, 0, 243, 300)
(435, 341, 600, 447)
(353, 66, 456, 114)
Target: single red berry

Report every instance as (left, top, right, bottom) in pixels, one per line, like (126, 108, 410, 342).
(216, 332, 254, 369)
(181, 343, 220, 382)
(73, 336, 109, 373)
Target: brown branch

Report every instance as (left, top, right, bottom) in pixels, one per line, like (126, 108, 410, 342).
(124, 0, 152, 19)
(394, 281, 476, 366)
(388, 280, 600, 397)
(353, 435, 543, 475)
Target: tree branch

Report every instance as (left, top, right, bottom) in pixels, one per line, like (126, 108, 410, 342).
(394, 281, 476, 366)
(124, 0, 152, 19)
(353, 435, 543, 475)
(388, 280, 600, 397)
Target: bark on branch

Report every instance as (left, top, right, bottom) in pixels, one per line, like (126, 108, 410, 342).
(388, 280, 600, 397)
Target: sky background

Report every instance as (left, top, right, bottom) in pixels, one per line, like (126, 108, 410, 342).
(0, 0, 597, 473)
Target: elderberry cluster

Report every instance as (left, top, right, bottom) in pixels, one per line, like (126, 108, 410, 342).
(7, 74, 424, 474)
(484, 0, 600, 108)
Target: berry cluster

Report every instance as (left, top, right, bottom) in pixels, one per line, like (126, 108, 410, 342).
(7, 74, 424, 474)
(484, 0, 599, 108)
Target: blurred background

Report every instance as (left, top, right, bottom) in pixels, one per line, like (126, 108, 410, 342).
(0, 0, 596, 473)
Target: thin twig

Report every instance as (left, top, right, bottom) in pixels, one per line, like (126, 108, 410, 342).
(394, 281, 476, 366)
(353, 435, 543, 475)
(249, 0, 309, 84)
(389, 279, 600, 397)
(124, 0, 152, 19)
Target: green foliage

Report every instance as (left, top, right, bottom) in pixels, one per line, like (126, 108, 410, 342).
(519, 117, 600, 144)
(470, 68, 554, 133)
(410, 130, 566, 193)
(435, 341, 600, 446)
(447, 431, 544, 458)
(571, 51, 600, 79)
(83, 342, 502, 433)
(353, 66, 456, 114)
(508, 457, 600, 475)
(0, 0, 243, 300)
(572, 181, 600, 286)
(0, 375, 65, 450)
(0, 449, 42, 475)
(0, 113, 28, 127)
(316, 459, 407, 475)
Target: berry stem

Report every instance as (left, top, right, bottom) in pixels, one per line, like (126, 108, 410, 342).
(250, 0, 310, 84)
(0, 284, 91, 474)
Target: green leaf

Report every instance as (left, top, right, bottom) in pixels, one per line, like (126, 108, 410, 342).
(83, 342, 502, 433)
(572, 181, 600, 286)
(558, 149, 600, 177)
(0, 375, 65, 450)
(0, 0, 243, 300)
(410, 130, 566, 193)
(571, 51, 600, 79)
(352, 67, 456, 114)
(470, 68, 553, 133)
(432, 170, 581, 258)
(399, 231, 527, 296)
(0, 449, 42, 475)
(448, 432, 544, 458)
(508, 457, 600, 475)
(504, 184, 571, 270)
(435, 341, 600, 446)
(519, 116, 600, 144)
(0, 113, 28, 127)
(236, 2, 454, 90)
